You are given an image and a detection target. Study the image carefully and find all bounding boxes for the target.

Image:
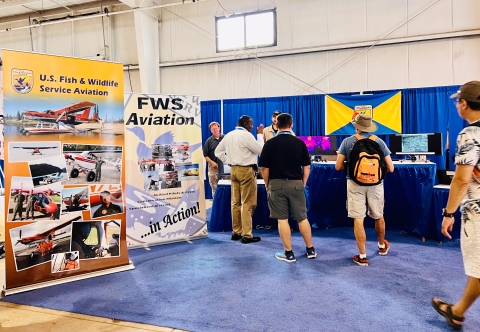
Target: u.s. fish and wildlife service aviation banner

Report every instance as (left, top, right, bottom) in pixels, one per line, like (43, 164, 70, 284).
(1, 49, 132, 294)
(124, 93, 207, 248)
(325, 91, 402, 135)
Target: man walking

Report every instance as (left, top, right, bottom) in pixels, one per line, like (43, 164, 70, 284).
(431, 81, 480, 330)
(215, 116, 264, 243)
(12, 192, 25, 221)
(335, 114, 394, 266)
(95, 157, 103, 182)
(203, 121, 224, 197)
(259, 113, 316, 262)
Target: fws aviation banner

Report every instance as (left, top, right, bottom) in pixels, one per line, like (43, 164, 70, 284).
(325, 91, 402, 135)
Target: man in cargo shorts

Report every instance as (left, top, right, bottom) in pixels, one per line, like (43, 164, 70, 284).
(431, 81, 480, 330)
(335, 114, 394, 266)
(260, 113, 316, 262)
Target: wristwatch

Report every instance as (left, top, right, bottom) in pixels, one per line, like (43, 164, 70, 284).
(442, 208, 455, 218)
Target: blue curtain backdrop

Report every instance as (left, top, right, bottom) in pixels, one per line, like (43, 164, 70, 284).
(200, 84, 468, 196)
(200, 100, 221, 199)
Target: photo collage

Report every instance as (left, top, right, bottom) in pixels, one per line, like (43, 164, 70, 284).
(7, 142, 124, 272)
(139, 142, 199, 192)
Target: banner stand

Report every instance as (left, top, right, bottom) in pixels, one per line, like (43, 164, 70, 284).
(2, 261, 135, 297)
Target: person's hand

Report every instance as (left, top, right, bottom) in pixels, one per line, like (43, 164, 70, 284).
(256, 124, 264, 134)
(441, 216, 454, 239)
(211, 161, 218, 169)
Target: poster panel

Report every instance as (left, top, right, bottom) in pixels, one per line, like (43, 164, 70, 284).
(124, 93, 207, 248)
(1, 49, 131, 291)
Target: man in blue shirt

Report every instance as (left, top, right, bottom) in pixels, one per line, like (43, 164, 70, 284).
(335, 114, 394, 266)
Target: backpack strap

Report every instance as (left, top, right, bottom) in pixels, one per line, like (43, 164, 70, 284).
(355, 134, 377, 141)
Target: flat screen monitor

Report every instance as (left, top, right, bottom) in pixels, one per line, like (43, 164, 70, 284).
(296, 136, 337, 155)
(390, 133, 443, 155)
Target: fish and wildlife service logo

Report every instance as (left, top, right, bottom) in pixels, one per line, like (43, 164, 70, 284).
(12, 69, 34, 94)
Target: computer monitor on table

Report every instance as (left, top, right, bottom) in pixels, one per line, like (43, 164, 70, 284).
(390, 133, 443, 156)
(296, 136, 338, 155)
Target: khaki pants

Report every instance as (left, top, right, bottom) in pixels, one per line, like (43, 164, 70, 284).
(231, 166, 257, 238)
(207, 164, 220, 197)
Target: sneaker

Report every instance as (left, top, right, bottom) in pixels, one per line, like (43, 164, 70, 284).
(306, 247, 317, 259)
(378, 240, 390, 256)
(353, 255, 369, 266)
(275, 251, 296, 263)
(241, 236, 261, 244)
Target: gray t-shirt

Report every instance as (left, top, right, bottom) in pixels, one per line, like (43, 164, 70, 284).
(337, 133, 391, 180)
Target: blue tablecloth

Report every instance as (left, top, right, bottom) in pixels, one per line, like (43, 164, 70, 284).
(210, 162, 438, 240)
(432, 186, 461, 241)
(305, 163, 437, 238)
(209, 183, 277, 232)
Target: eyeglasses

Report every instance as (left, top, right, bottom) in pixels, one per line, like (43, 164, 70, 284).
(455, 99, 462, 105)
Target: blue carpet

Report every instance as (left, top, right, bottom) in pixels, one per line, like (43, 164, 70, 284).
(2, 227, 479, 332)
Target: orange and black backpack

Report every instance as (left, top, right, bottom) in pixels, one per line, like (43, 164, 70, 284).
(347, 134, 387, 186)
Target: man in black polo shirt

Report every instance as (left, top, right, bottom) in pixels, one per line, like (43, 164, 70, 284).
(203, 122, 225, 197)
(259, 113, 316, 263)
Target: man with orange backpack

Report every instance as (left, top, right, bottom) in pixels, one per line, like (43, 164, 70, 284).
(335, 114, 394, 266)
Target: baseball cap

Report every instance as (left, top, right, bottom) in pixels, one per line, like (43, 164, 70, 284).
(272, 110, 282, 116)
(450, 81, 480, 102)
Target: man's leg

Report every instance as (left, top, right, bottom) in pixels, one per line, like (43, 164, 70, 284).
(208, 166, 219, 198)
(230, 167, 242, 236)
(375, 217, 385, 245)
(452, 276, 480, 318)
(353, 218, 367, 255)
(298, 219, 313, 248)
(239, 167, 257, 238)
(278, 219, 292, 250)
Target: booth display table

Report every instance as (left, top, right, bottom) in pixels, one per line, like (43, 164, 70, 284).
(210, 161, 439, 240)
(209, 180, 277, 232)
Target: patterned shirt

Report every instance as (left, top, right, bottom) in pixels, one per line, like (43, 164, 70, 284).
(454, 126, 480, 210)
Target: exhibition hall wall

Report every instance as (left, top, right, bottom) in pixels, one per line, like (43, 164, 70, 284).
(0, 0, 479, 100)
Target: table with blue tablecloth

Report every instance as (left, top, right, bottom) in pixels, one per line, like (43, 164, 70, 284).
(209, 180, 275, 232)
(210, 162, 438, 240)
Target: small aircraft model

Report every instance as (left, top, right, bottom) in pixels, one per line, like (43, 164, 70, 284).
(20, 121, 77, 136)
(16, 216, 81, 246)
(65, 151, 121, 182)
(10, 188, 59, 218)
(24, 101, 101, 125)
(13, 146, 58, 155)
(32, 172, 64, 185)
(15, 216, 81, 259)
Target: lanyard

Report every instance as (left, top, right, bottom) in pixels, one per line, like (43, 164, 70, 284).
(278, 131, 291, 135)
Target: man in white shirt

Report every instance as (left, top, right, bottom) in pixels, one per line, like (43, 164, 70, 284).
(215, 115, 264, 243)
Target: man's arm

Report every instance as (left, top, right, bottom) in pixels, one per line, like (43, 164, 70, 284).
(302, 165, 310, 186)
(246, 129, 265, 155)
(335, 154, 346, 171)
(261, 167, 270, 187)
(384, 155, 394, 173)
(205, 156, 218, 168)
(442, 164, 473, 239)
(214, 139, 227, 164)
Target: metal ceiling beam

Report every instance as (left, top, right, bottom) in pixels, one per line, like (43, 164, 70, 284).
(0, 0, 122, 24)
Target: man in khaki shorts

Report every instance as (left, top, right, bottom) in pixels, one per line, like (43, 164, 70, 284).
(335, 114, 394, 266)
(431, 81, 480, 330)
(260, 113, 315, 262)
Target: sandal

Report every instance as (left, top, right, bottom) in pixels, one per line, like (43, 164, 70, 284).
(431, 298, 465, 330)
